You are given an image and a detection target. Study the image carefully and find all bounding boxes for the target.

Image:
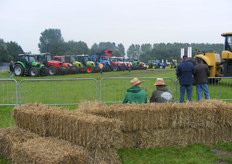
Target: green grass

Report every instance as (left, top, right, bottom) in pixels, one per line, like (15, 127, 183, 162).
(1, 68, 232, 163)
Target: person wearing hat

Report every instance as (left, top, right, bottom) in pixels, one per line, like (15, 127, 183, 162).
(123, 78, 147, 104)
(176, 55, 195, 103)
(150, 78, 173, 103)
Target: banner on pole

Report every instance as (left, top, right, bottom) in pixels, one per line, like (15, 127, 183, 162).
(188, 47, 192, 58)
(181, 48, 184, 58)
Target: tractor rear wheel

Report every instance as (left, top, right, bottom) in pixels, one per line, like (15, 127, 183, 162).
(113, 66, 118, 71)
(14, 64, 24, 76)
(48, 66, 57, 76)
(40, 67, 49, 76)
(29, 67, 39, 77)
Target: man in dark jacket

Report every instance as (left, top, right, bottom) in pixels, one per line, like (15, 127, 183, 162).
(176, 55, 195, 103)
(194, 59, 210, 100)
(150, 78, 173, 103)
(9, 60, 14, 79)
(123, 78, 147, 104)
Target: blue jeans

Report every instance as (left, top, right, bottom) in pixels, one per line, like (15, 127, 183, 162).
(10, 71, 13, 79)
(180, 84, 192, 103)
(196, 84, 209, 101)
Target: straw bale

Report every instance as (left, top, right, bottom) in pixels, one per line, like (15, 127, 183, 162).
(78, 100, 107, 113)
(47, 110, 123, 150)
(79, 101, 225, 131)
(0, 127, 38, 160)
(122, 131, 140, 148)
(12, 137, 91, 164)
(138, 128, 195, 149)
(13, 103, 67, 136)
(90, 148, 121, 164)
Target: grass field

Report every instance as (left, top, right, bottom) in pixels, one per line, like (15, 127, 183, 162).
(1, 68, 232, 163)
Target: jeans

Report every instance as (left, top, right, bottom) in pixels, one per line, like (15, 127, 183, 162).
(10, 71, 13, 79)
(196, 84, 209, 101)
(180, 84, 192, 103)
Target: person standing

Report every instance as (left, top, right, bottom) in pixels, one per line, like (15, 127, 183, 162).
(150, 78, 173, 103)
(123, 78, 147, 104)
(176, 55, 195, 103)
(9, 60, 14, 79)
(194, 59, 210, 100)
(128, 63, 131, 72)
(99, 62, 103, 75)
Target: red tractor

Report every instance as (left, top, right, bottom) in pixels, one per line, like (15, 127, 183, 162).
(35, 53, 69, 75)
(52, 56, 78, 74)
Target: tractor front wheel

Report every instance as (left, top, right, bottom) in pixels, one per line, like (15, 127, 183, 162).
(86, 67, 93, 73)
(40, 67, 49, 76)
(14, 64, 24, 76)
(29, 67, 39, 77)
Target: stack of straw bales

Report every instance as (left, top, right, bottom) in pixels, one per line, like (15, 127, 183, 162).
(78, 100, 232, 148)
(2, 100, 232, 163)
(1, 103, 122, 164)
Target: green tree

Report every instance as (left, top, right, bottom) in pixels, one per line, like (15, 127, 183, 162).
(65, 41, 89, 55)
(6, 41, 24, 61)
(127, 44, 141, 58)
(117, 43, 125, 57)
(38, 29, 64, 55)
(0, 38, 10, 62)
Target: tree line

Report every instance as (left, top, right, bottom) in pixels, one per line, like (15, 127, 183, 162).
(0, 28, 223, 63)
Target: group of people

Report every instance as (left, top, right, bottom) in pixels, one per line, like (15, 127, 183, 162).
(176, 55, 210, 102)
(123, 77, 173, 104)
(123, 55, 210, 104)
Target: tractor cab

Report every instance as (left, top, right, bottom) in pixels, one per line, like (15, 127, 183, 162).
(221, 32, 232, 77)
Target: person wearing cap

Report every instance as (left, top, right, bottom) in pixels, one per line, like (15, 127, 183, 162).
(123, 78, 147, 104)
(176, 55, 195, 103)
(150, 78, 173, 103)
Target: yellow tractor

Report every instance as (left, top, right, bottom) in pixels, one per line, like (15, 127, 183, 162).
(194, 32, 232, 78)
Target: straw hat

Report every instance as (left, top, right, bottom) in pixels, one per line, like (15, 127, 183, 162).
(154, 78, 167, 86)
(130, 78, 142, 86)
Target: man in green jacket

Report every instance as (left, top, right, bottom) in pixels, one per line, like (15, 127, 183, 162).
(123, 78, 147, 104)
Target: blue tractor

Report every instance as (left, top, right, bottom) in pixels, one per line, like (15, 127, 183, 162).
(90, 50, 113, 72)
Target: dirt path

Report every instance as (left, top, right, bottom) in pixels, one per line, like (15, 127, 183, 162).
(212, 148, 232, 164)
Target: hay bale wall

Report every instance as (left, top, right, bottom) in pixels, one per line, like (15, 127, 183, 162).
(0, 127, 38, 160)
(13, 103, 123, 150)
(79, 100, 232, 148)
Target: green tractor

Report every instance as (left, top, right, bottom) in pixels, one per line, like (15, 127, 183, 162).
(65, 55, 98, 73)
(14, 54, 49, 77)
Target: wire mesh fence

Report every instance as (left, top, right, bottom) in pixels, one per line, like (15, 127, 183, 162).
(0, 77, 231, 106)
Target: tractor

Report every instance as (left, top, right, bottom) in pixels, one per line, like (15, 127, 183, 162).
(193, 32, 232, 81)
(90, 50, 113, 72)
(74, 55, 98, 73)
(14, 54, 49, 77)
(52, 56, 78, 74)
(35, 53, 68, 76)
(130, 58, 147, 70)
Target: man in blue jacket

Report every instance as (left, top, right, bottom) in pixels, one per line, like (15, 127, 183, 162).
(176, 55, 195, 103)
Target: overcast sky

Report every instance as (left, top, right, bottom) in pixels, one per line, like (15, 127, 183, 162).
(0, 0, 231, 54)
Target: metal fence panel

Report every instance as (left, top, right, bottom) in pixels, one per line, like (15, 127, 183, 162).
(0, 79, 18, 106)
(100, 77, 174, 103)
(18, 78, 98, 106)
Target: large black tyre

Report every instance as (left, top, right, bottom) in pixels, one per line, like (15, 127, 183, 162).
(70, 65, 78, 74)
(14, 64, 24, 76)
(48, 66, 57, 76)
(103, 65, 109, 72)
(61, 66, 68, 75)
(29, 67, 39, 77)
(40, 67, 49, 76)
(112, 66, 118, 71)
